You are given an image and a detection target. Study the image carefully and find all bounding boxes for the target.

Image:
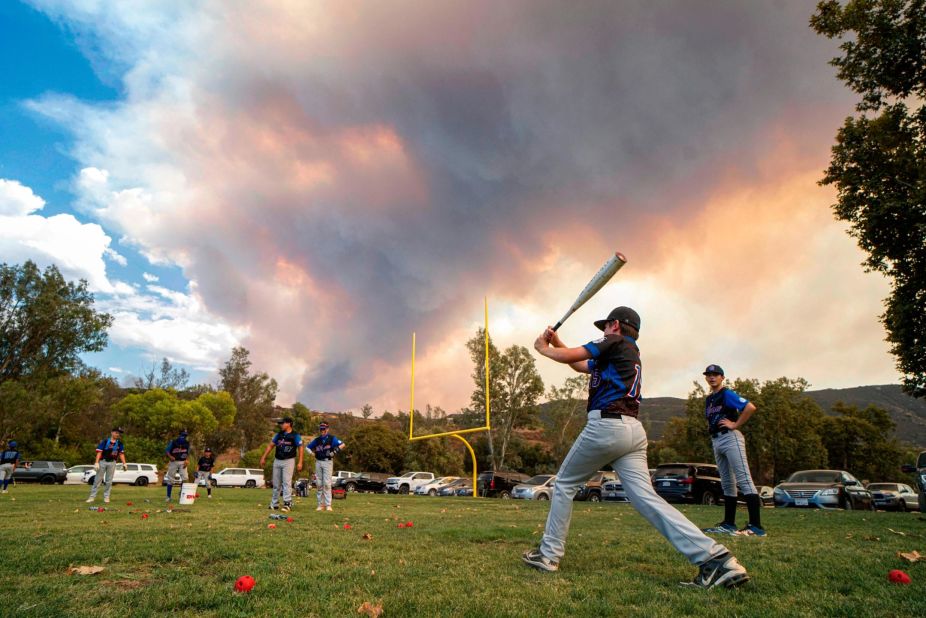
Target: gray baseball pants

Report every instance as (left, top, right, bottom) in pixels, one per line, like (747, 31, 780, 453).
(0, 463, 13, 483)
(712, 430, 757, 496)
(271, 458, 295, 507)
(88, 461, 117, 500)
(166, 460, 188, 485)
(316, 459, 334, 507)
(539, 412, 728, 565)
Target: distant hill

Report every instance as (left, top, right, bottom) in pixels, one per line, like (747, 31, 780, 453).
(542, 385, 926, 447)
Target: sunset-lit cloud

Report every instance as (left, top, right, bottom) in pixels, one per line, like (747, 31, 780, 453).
(18, 1, 899, 409)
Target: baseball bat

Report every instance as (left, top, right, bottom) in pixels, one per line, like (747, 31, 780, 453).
(551, 251, 627, 332)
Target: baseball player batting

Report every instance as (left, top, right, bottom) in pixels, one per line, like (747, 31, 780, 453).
(700, 364, 765, 536)
(523, 306, 750, 589)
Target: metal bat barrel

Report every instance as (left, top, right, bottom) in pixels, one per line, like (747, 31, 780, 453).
(552, 251, 627, 332)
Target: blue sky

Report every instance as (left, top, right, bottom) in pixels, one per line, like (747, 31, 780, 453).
(0, 1, 901, 410)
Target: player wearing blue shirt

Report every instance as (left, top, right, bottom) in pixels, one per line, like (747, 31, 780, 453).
(196, 447, 216, 498)
(306, 422, 346, 511)
(165, 430, 191, 502)
(701, 365, 764, 537)
(86, 428, 127, 504)
(260, 417, 303, 512)
(523, 306, 749, 589)
(1, 440, 21, 494)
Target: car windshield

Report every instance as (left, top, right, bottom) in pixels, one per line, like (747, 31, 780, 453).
(655, 466, 690, 479)
(525, 475, 553, 485)
(788, 471, 841, 483)
(867, 483, 899, 491)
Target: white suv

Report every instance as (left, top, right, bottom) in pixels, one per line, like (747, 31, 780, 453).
(83, 463, 159, 486)
(211, 468, 266, 488)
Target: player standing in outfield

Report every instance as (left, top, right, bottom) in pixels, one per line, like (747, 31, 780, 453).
(86, 428, 128, 504)
(306, 422, 345, 512)
(523, 307, 749, 589)
(164, 430, 191, 503)
(700, 365, 766, 537)
(196, 447, 216, 499)
(0, 440, 21, 494)
(259, 417, 303, 512)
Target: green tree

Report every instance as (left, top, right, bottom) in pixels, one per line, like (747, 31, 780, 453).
(218, 347, 278, 455)
(360, 403, 374, 419)
(342, 423, 407, 473)
(0, 261, 112, 383)
(821, 402, 905, 481)
(113, 388, 236, 452)
(133, 357, 190, 391)
(490, 345, 544, 471)
(465, 328, 503, 465)
(405, 437, 465, 476)
(811, 1, 926, 396)
(543, 375, 589, 462)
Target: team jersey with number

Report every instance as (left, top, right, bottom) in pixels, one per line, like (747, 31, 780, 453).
(0, 449, 20, 464)
(581, 334, 642, 415)
(705, 388, 750, 434)
(197, 455, 216, 472)
(306, 434, 344, 460)
(272, 431, 303, 460)
(96, 438, 124, 462)
(166, 438, 190, 461)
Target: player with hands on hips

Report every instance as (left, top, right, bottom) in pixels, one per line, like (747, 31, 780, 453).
(86, 427, 127, 504)
(306, 422, 345, 512)
(522, 306, 749, 589)
(260, 417, 303, 513)
(700, 365, 766, 537)
(164, 430, 191, 503)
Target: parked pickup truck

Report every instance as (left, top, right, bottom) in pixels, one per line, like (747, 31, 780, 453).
(12, 461, 67, 484)
(386, 471, 435, 494)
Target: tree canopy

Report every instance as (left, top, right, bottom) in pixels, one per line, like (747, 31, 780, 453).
(811, 0, 926, 397)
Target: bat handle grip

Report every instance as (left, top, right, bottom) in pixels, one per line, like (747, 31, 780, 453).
(551, 321, 563, 333)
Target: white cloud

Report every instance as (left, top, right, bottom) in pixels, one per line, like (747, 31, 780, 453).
(142, 272, 159, 282)
(0, 179, 45, 216)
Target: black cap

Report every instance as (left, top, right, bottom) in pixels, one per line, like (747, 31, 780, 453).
(278, 417, 294, 425)
(111, 427, 124, 434)
(204, 447, 212, 452)
(703, 364, 724, 376)
(594, 306, 641, 332)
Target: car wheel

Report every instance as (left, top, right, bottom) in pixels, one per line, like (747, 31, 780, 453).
(499, 490, 511, 499)
(428, 489, 437, 496)
(700, 491, 717, 506)
(245, 480, 256, 488)
(537, 493, 549, 501)
(135, 477, 149, 487)
(345, 482, 357, 493)
(39, 475, 55, 485)
(589, 492, 601, 503)
(211, 479, 217, 487)
(843, 496, 853, 510)
(86, 475, 96, 485)
(399, 485, 409, 495)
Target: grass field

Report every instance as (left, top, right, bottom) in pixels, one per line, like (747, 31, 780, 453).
(0, 485, 924, 617)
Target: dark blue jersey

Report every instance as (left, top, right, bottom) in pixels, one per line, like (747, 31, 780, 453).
(166, 438, 190, 461)
(197, 455, 215, 472)
(582, 334, 642, 415)
(705, 388, 750, 434)
(272, 431, 302, 460)
(0, 449, 20, 464)
(306, 434, 344, 460)
(96, 438, 124, 462)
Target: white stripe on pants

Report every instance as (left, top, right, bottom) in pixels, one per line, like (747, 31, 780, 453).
(316, 459, 333, 507)
(272, 458, 295, 506)
(712, 430, 757, 496)
(539, 413, 727, 565)
(88, 461, 117, 500)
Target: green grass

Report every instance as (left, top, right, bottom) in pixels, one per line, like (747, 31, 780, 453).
(0, 485, 924, 617)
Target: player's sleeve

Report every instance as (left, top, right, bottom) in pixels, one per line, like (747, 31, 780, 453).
(333, 437, 344, 448)
(96, 440, 105, 452)
(724, 390, 750, 412)
(306, 437, 317, 450)
(294, 434, 303, 447)
(165, 440, 173, 454)
(271, 433, 281, 446)
(582, 335, 621, 359)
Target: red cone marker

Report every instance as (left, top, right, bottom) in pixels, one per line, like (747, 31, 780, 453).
(234, 575, 255, 593)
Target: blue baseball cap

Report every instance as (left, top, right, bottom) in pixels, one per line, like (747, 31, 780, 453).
(8, 440, 17, 448)
(594, 306, 641, 332)
(179, 429, 188, 436)
(703, 364, 724, 376)
(319, 422, 330, 430)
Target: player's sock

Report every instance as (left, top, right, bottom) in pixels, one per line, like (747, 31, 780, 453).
(745, 494, 761, 528)
(724, 496, 737, 525)
(207, 486, 212, 496)
(166, 485, 173, 499)
(2, 479, 9, 490)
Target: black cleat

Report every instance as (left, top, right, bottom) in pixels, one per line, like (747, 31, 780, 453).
(681, 552, 750, 589)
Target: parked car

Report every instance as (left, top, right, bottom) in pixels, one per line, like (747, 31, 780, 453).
(575, 470, 618, 502)
(652, 463, 723, 505)
(335, 473, 388, 494)
(477, 470, 530, 498)
(512, 475, 557, 500)
(386, 471, 435, 494)
(415, 476, 460, 496)
(773, 470, 873, 510)
(210, 468, 266, 488)
(602, 476, 628, 502)
(84, 463, 159, 486)
(757, 486, 774, 507)
(11, 461, 67, 484)
(456, 486, 474, 497)
(901, 451, 926, 513)
(867, 483, 918, 512)
(65, 465, 95, 485)
(438, 478, 471, 496)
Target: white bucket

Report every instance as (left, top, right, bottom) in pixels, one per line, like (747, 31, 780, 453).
(178, 482, 198, 506)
